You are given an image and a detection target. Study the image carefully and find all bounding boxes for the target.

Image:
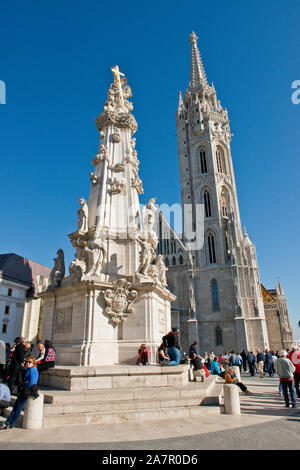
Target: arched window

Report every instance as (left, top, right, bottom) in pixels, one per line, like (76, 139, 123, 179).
(221, 190, 228, 217)
(179, 255, 183, 265)
(165, 257, 169, 266)
(2, 318, 8, 334)
(215, 326, 223, 346)
(204, 189, 212, 218)
(172, 256, 176, 266)
(207, 233, 217, 264)
(216, 147, 226, 174)
(199, 148, 207, 174)
(211, 279, 220, 311)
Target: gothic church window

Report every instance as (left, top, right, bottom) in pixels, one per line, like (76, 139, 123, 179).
(179, 255, 183, 265)
(165, 257, 169, 266)
(172, 256, 176, 266)
(204, 190, 212, 218)
(221, 191, 228, 217)
(211, 280, 220, 311)
(198, 148, 207, 174)
(216, 147, 226, 174)
(215, 326, 223, 346)
(207, 233, 217, 264)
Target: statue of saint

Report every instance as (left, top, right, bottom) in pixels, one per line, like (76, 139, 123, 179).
(137, 234, 155, 277)
(156, 255, 167, 287)
(77, 199, 88, 233)
(85, 236, 106, 276)
(50, 249, 65, 288)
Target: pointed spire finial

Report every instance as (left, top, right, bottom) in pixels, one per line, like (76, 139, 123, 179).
(189, 32, 208, 88)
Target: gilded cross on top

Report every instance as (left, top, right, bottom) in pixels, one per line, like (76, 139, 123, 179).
(111, 65, 125, 105)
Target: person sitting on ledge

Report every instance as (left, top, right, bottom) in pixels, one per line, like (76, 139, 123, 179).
(136, 344, 150, 366)
(225, 367, 250, 394)
(211, 356, 225, 377)
(158, 343, 169, 366)
(191, 353, 206, 382)
(36, 340, 56, 373)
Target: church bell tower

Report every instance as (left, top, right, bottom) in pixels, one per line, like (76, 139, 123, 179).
(175, 32, 269, 353)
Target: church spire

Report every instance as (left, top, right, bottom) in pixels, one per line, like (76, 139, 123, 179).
(189, 32, 208, 88)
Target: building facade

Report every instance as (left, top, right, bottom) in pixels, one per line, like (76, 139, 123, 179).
(0, 253, 50, 345)
(157, 33, 293, 354)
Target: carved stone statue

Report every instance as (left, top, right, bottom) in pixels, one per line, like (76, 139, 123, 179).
(103, 279, 137, 324)
(156, 255, 167, 287)
(77, 199, 88, 233)
(50, 249, 65, 288)
(142, 198, 157, 234)
(137, 234, 155, 277)
(85, 235, 106, 276)
(69, 238, 87, 280)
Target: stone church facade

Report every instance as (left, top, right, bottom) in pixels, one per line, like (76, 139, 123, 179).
(156, 32, 293, 354)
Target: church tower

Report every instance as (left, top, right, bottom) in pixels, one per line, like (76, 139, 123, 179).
(172, 32, 270, 353)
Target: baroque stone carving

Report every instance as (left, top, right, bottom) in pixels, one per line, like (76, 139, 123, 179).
(156, 254, 168, 287)
(77, 199, 88, 233)
(136, 233, 156, 279)
(89, 172, 98, 185)
(92, 144, 109, 166)
(103, 279, 137, 324)
(84, 235, 106, 276)
(108, 176, 125, 195)
(50, 249, 65, 288)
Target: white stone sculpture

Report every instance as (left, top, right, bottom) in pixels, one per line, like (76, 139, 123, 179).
(103, 279, 137, 324)
(85, 235, 106, 276)
(49, 249, 65, 288)
(136, 234, 155, 278)
(89, 172, 98, 185)
(142, 198, 157, 234)
(77, 199, 88, 233)
(156, 255, 167, 287)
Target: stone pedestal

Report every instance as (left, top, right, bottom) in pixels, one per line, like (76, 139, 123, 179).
(223, 384, 240, 415)
(23, 394, 44, 429)
(41, 279, 173, 366)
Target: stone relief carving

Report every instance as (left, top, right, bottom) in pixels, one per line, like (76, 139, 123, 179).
(77, 199, 88, 233)
(49, 249, 65, 288)
(89, 172, 98, 185)
(131, 167, 144, 194)
(108, 176, 125, 195)
(111, 132, 121, 143)
(103, 279, 137, 324)
(55, 306, 73, 333)
(69, 238, 87, 280)
(92, 144, 109, 166)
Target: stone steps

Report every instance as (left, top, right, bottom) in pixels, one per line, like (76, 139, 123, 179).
(41, 376, 221, 427)
(43, 396, 204, 415)
(43, 403, 219, 427)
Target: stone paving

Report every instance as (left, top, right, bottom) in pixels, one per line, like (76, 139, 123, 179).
(0, 374, 299, 450)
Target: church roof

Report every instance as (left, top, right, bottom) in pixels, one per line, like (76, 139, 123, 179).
(261, 283, 277, 304)
(0, 253, 51, 297)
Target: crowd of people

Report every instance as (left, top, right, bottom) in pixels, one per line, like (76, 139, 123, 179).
(0, 336, 56, 430)
(137, 333, 300, 408)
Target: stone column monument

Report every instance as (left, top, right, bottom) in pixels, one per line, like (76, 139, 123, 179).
(41, 66, 175, 366)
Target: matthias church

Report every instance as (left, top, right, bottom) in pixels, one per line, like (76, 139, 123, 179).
(157, 33, 293, 354)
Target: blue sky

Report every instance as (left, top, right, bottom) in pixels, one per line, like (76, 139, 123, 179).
(1, 0, 299, 338)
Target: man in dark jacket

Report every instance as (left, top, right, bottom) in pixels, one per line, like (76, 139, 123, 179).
(256, 350, 265, 378)
(265, 349, 274, 377)
(189, 341, 198, 359)
(247, 351, 256, 376)
(7, 337, 26, 394)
